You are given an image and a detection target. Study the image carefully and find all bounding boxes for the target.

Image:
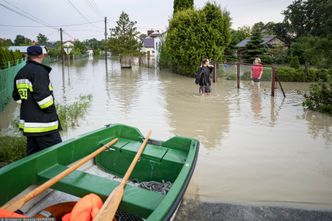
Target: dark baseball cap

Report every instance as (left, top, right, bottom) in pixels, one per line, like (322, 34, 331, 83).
(27, 45, 43, 56)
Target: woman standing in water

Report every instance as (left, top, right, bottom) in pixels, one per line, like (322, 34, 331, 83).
(197, 58, 214, 95)
(251, 58, 263, 84)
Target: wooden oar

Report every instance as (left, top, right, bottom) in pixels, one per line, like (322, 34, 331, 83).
(2, 138, 118, 212)
(93, 130, 152, 221)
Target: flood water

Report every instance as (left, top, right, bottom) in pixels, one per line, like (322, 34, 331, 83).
(1, 58, 332, 213)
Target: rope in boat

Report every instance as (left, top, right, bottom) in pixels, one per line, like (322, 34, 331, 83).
(138, 180, 172, 195)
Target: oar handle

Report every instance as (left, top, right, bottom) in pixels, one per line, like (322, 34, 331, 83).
(93, 130, 152, 221)
(2, 138, 118, 211)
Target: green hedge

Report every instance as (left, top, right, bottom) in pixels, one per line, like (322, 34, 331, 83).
(234, 66, 332, 82)
(0, 47, 23, 69)
(276, 66, 332, 82)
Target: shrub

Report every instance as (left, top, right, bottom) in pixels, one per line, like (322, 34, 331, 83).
(56, 94, 92, 131)
(163, 3, 231, 76)
(290, 56, 300, 69)
(303, 77, 332, 115)
(0, 136, 26, 167)
(316, 69, 332, 81)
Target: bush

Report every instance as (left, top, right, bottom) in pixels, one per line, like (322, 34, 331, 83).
(303, 77, 332, 115)
(56, 94, 92, 131)
(275, 66, 332, 82)
(163, 2, 231, 76)
(0, 136, 26, 168)
(290, 56, 300, 69)
(316, 69, 332, 81)
(0, 48, 23, 69)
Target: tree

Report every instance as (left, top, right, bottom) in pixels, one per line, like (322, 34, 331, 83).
(163, 2, 231, 75)
(37, 33, 48, 45)
(242, 29, 266, 63)
(107, 12, 141, 56)
(272, 22, 292, 44)
(290, 56, 300, 68)
(283, 0, 332, 38)
(83, 38, 102, 50)
(72, 40, 87, 55)
(290, 35, 332, 69)
(14, 35, 31, 45)
(47, 41, 62, 58)
(0, 38, 13, 47)
(252, 22, 265, 33)
(173, 0, 194, 14)
(224, 27, 251, 62)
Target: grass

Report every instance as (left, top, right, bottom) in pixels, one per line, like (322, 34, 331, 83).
(0, 94, 93, 167)
(0, 136, 26, 168)
(56, 94, 93, 131)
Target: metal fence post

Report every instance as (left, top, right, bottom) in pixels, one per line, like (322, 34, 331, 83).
(212, 61, 216, 83)
(237, 62, 240, 89)
(271, 66, 276, 96)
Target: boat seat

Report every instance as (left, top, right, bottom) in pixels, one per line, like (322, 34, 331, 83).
(100, 137, 187, 164)
(37, 164, 164, 218)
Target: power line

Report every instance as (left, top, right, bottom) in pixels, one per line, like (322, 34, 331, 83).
(63, 31, 75, 40)
(2, 0, 53, 28)
(0, 20, 103, 29)
(84, 0, 102, 18)
(0, 1, 58, 30)
(66, 0, 99, 28)
(90, 0, 104, 17)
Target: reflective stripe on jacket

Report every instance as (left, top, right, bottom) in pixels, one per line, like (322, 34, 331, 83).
(12, 60, 60, 136)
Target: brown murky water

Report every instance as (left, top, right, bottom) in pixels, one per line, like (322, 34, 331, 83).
(1, 58, 332, 212)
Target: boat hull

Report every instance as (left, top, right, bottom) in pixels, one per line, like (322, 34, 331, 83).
(0, 124, 199, 221)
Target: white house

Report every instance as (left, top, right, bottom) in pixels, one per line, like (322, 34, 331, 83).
(141, 30, 163, 64)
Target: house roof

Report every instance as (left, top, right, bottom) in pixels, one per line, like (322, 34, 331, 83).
(235, 35, 279, 48)
(149, 31, 161, 38)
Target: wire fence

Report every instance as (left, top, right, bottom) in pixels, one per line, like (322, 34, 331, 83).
(217, 63, 273, 81)
(215, 62, 285, 97)
(0, 59, 25, 112)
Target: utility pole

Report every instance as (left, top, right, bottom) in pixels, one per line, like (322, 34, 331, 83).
(104, 17, 108, 65)
(60, 28, 64, 64)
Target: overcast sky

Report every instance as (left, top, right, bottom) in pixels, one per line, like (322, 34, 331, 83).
(0, 0, 293, 42)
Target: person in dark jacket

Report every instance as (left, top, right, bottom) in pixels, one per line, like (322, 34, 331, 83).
(12, 45, 62, 155)
(197, 58, 214, 95)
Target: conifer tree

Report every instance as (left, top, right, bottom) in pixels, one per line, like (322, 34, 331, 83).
(107, 12, 141, 56)
(243, 29, 266, 63)
(173, 0, 194, 14)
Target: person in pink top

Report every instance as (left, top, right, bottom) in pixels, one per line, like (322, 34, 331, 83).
(251, 57, 263, 83)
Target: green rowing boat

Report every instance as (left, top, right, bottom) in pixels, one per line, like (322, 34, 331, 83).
(0, 124, 199, 220)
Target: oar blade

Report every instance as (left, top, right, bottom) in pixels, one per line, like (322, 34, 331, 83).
(2, 198, 26, 212)
(93, 186, 124, 221)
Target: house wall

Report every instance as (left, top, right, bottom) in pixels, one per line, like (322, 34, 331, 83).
(268, 38, 287, 48)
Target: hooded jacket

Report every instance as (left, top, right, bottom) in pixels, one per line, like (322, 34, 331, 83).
(12, 60, 60, 136)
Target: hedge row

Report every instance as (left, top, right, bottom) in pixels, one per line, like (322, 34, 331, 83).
(239, 66, 332, 82)
(0, 47, 23, 69)
(276, 66, 332, 82)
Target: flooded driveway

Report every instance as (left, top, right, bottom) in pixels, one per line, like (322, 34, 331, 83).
(2, 58, 332, 214)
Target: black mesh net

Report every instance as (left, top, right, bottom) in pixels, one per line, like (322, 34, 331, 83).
(116, 211, 144, 221)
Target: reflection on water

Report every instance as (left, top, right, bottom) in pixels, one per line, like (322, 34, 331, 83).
(299, 111, 332, 145)
(1, 58, 332, 211)
(251, 84, 262, 120)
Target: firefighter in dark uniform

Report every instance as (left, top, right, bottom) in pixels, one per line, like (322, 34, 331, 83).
(12, 45, 62, 155)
